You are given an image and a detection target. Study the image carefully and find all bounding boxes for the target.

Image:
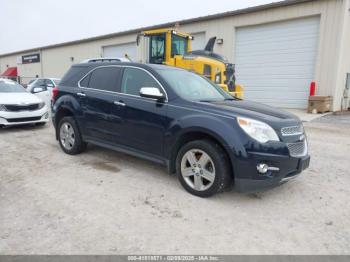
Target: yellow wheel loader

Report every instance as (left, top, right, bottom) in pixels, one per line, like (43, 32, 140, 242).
(136, 28, 243, 99)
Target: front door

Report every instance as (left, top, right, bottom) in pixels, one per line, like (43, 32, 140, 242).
(116, 67, 168, 157)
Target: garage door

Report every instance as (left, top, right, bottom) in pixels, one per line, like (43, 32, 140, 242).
(235, 17, 320, 108)
(191, 32, 206, 51)
(103, 42, 137, 61)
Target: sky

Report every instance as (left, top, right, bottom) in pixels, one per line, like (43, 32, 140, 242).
(0, 0, 278, 55)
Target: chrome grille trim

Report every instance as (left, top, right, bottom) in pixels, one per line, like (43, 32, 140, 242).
(0, 104, 7, 111)
(287, 140, 308, 157)
(4, 103, 40, 112)
(281, 125, 303, 136)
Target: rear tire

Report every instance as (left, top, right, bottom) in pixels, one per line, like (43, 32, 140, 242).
(176, 139, 232, 198)
(58, 116, 86, 155)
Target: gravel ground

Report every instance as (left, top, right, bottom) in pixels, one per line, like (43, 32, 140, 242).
(0, 113, 349, 255)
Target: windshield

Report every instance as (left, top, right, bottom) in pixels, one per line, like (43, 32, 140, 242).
(0, 80, 27, 93)
(157, 69, 233, 102)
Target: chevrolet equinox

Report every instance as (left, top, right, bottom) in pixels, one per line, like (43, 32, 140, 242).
(52, 62, 310, 197)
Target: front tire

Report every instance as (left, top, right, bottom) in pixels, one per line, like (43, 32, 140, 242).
(58, 116, 86, 155)
(176, 139, 232, 198)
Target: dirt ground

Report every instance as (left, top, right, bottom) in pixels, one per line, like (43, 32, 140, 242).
(0, 113, 349, 255)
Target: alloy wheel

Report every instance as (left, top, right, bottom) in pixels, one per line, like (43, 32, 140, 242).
(60, 122, 75, 150)
(180, 149, 216, 191)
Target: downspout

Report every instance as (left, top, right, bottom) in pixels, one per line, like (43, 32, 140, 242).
(39, 49, 44, 77)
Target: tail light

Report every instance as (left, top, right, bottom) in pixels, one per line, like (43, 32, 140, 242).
(52, 87, 59, 103)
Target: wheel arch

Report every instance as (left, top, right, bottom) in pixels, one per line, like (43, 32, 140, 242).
(54, 106, 75, 140)
(167, 128, 235, 178)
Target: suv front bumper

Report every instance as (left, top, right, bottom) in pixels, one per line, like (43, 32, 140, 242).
(231, 151, 310, 193)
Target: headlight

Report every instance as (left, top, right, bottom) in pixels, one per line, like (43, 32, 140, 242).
(38, 102, 46, 109)
(237, 117, 280, 143)
(0, 104, 6, 111)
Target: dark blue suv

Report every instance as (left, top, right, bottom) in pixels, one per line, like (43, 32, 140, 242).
(52, 62, 310, 197)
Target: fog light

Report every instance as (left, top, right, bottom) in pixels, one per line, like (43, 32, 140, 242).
(257, 164, 269, 174)
(257, 163, 280, 174)
(44, 112, 49, 119)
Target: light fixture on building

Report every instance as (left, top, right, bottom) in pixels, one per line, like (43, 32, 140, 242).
(216, 38, 224, 45)
(70, 57, 74, 62)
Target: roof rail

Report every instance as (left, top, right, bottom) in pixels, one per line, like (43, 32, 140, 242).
(80, 57, 131, 63)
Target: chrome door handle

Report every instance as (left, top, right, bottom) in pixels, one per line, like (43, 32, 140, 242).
(77, 92, 86, 97)
(114, 101, 126, 107)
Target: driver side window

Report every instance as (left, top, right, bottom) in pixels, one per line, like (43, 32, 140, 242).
(34, 79, 45, 87)
(121, 68, 160, 96)
(34, 79, 47, 91)
(44, 79, 54, 87)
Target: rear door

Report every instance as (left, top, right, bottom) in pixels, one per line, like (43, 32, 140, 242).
(116, 67, 168, 157)
(78, 66, 124, 144)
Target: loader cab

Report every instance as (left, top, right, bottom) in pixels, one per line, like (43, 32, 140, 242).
(136, 28, 243, 99)
(149, 34, 166, 64)
(140, 29, 192, 65)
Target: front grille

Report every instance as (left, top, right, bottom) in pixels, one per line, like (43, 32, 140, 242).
(281, 125, 303, 136)
(287, 140, 307, 157)
(7, 116, 42, 123)
(5, 104, 40, 112)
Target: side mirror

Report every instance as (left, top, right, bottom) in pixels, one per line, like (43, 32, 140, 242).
(33, 87, 44, 93)
(140, 87, 165, 100)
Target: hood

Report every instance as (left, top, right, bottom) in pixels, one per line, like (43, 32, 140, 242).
(0, 92, 43, 105)
(198, 99, 299, 123)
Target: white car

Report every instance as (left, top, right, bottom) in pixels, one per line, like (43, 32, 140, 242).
(27, 78, 60, 107)
(0, 78, 49, 127)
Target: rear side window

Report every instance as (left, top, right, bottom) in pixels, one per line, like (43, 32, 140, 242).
(87, 67, 121, 92)
(53, 79, 61, 85)
(34, 79, 45, 87)
(121, 68, 160, 96)
(60, 66, 88, 86)
(44, 79, 54, 86)
(80, 74, 91, 87)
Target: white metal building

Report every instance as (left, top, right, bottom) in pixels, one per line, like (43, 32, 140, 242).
(1, 0, 349, 110)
